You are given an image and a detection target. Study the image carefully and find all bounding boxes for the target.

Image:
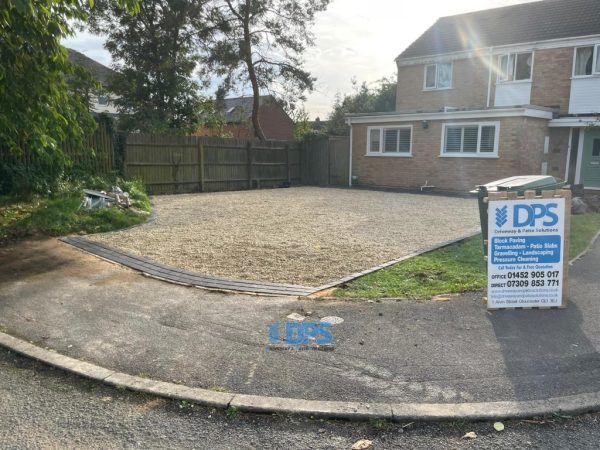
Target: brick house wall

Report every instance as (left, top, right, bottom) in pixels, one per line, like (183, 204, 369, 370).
(547, 128, 571, 179)
(197, 100, 294, 140)
(529, 48, 574, 115)
(396, 53, 491, 112)
(397, 47, 576, 115)
(256, 101, 295, 140)
(351, 117, 551, 192)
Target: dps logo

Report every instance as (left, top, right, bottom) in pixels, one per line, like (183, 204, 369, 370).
(495, 202, 559, 228)
(267, 321, 333, 351)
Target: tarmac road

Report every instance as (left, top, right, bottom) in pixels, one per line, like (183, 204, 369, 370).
(1, 347, 600, 450)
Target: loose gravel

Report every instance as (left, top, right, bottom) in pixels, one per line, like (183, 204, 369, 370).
(88, 187, 480, 286)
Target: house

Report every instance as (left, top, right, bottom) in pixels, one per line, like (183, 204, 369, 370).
(67, 48, 119, 117)
(198, 95, 295, 140)
(346, 0, 600, 193)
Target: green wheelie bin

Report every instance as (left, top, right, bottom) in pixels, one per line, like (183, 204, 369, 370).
(473, 175, 565, 256)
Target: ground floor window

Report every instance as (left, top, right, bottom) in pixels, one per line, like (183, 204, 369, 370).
(368, 126, 412, 156)
(441, 122, 500, 157)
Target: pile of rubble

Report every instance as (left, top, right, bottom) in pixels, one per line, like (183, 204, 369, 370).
(80, 186, 132, 210)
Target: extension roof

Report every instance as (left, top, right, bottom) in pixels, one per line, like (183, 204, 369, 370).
(398, 0, 600, 60)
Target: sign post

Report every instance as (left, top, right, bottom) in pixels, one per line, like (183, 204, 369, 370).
(486, 189, 571, 310)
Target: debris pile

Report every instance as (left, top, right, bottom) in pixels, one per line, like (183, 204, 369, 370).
(80, 186, 132, 210)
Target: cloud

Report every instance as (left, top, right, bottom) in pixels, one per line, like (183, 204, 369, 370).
(63, 0, 535, 119)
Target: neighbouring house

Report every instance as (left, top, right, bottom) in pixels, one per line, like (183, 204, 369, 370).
(198, 95, 295, 140)
(346, 0, 600, 193)
(67, 48, 119, 117)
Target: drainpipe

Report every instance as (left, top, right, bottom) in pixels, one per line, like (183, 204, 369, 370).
(486, 48, 493, 108)
(347, 119, 353, 187)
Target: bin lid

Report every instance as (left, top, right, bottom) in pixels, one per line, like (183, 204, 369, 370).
(476, 175, 564, 192)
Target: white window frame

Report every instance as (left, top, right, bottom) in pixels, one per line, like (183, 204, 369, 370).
(366, 125, 413, 157)
(572, 44, 600, 78)
(440, 122, 500, 158)
(496, 52, 534, 83)
(423, 62, 453, 91)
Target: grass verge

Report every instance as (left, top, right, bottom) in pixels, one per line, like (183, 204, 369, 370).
(0, 177, 150, 244)
(334, 214, 600, 300)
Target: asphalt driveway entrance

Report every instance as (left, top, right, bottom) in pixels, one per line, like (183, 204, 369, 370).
(1, 238, 599, 410)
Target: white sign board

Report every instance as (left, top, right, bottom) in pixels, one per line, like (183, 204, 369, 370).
(487, 197, 566, 309)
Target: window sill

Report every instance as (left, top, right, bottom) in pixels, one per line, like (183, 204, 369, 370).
(571, 74, 600, 80)
(496, 79, 532, 85)
(439, 153, 499, 159)
(366, 153, 413, 158)
(422, 87, 453, 92)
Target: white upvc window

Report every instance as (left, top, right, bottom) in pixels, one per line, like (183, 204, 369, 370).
(497, 52, 533, 82)
(367, 126, 413, 156)
(424, 62, 452, 90)
(440, 122, 500, 158)
(573, 44, 600, 77)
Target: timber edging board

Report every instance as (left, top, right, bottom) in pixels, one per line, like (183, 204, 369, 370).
(61, 237, 315, 297)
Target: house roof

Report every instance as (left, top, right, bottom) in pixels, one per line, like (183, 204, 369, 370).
(218, 95, 276, 122)
(398, 0, 600, 60)
(67, 48, 115, 86)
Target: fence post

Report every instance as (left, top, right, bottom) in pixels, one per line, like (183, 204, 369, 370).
(198, 139, 205, 193)
(286, 143, 291, 184)
(247, 141, 253, 189)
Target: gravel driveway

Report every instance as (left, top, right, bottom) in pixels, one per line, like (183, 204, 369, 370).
(88, 187, 480, 286)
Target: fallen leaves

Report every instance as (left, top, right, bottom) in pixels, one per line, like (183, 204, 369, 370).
(462, 431, 477, 439)
(494, 422, 505, 431)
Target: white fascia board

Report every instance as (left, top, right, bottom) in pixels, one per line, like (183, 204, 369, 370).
(396, 34, 600, 66)
(346, 108, 553, 125)
(549, 117, 600, 127)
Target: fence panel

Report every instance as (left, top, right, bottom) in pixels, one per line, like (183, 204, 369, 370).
(328, 136, 350, 186)
(0, 122, 115, 174)
(125, 134, 301, 195)
(300, 136, 349, 186)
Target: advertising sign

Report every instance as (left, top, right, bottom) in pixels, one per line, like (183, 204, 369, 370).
(487, 196, 567, 309)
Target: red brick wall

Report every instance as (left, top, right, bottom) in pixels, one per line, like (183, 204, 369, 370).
(257, 102, 295, 140)
(351, 117, 550, 192)
(197, 101, 294, 140)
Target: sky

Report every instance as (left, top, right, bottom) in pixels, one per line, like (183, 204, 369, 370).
(63, 0, 534, 120)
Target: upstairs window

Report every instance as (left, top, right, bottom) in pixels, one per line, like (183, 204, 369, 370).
(368, 126, 412, 156)
(424, 63, 452, 90)
(441, 123, 499, 157)
(97, 93, 109, 105)
(573, 45, 600, 76)
(497, 52, 533, 82)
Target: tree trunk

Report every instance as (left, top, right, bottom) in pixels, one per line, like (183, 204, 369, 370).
(242, 2, 265, 140)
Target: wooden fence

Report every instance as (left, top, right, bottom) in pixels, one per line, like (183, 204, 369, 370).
(125, 134, 301, 195)
(0, 122, 114, 173)
(301, 136, 350, 186)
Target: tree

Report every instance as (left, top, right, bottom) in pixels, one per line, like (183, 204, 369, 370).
(202, 0, 330, 140)
(88, 0, 208, 133)
(0, 0, 138, 193)
(326, 77, 397, 136)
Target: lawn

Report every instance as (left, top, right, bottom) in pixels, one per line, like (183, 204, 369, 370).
(334, 213, 600, 299)
(0, 177, 151, 244)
